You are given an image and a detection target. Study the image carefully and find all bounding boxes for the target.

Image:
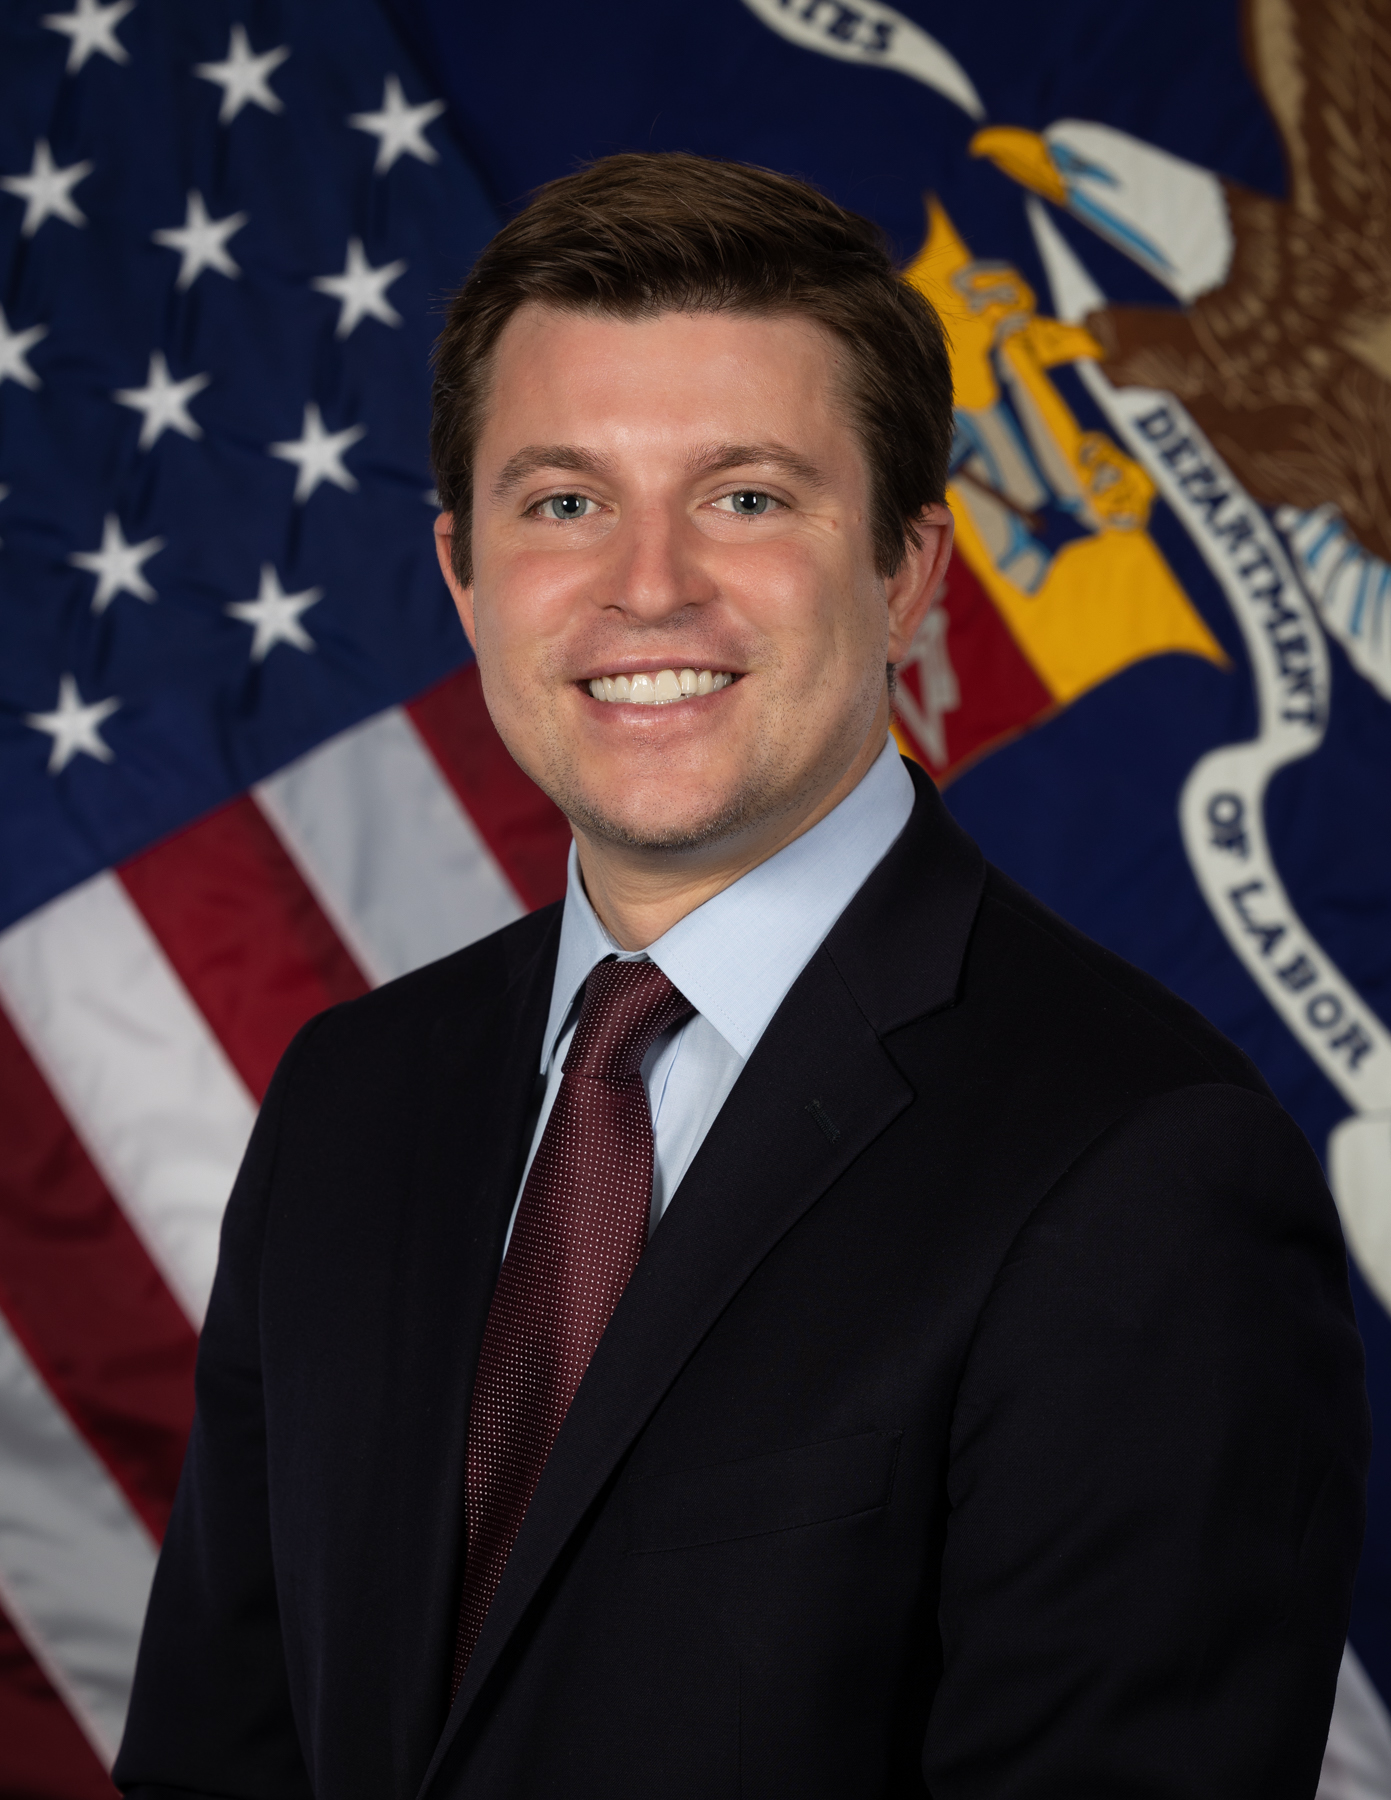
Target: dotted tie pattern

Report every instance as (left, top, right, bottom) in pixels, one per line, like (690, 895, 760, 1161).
(451, 957, 694, 1695)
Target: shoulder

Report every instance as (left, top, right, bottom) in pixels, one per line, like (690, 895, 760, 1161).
(962, 863, 1269, 1095)
(279, 901, 560, 1091)
(869, 855, 1281, 1243)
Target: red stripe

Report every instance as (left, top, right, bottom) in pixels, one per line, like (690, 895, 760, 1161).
(0, 1603, 115, 1798)
(0, 1006, 196, 1542)
(893, 553, 1054, 782)
(119, 795, 369, 1102)
(407, 665, 571, 912)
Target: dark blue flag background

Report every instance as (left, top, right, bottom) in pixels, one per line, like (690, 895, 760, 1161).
(388, 0, 1391, 1735)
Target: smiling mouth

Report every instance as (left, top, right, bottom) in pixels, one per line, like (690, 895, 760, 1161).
(586, 668, 738, 705)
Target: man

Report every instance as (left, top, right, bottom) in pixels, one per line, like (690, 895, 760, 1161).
(115, 154, 1367, 1799)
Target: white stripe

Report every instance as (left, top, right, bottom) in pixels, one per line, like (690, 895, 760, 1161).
(0, 873, 256, 1326)
(254, 705, 522, 987)
(0, 1307, 156, 1769)
(1320, 1643, 1391, 1800)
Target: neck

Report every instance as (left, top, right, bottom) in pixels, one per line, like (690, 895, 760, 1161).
(573, 716, 891, 951)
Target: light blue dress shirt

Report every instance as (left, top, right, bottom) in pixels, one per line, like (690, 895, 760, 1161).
(503, 739, 916, 1252)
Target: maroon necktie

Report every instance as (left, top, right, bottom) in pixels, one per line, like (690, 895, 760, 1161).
(451, 956, 694, 1694)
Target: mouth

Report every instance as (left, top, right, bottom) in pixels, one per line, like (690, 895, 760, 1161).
(584, 667, 738, 706)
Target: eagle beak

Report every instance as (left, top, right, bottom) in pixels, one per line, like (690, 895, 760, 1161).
(969, 127, 1070, 206)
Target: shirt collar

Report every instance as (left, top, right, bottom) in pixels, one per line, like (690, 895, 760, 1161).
(540, 739, 916, 1069)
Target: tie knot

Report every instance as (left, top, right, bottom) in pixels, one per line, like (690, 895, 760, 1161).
(564, 957, 694, 1085)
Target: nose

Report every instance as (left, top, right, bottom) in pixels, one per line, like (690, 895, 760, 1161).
(601, 500, 716, 625)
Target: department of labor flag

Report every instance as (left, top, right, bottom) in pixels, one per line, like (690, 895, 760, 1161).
(395, 1, 1391, 1782)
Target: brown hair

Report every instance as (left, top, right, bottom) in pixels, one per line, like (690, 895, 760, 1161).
(430, 151, 953, 586)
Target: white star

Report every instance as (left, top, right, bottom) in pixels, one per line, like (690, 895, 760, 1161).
(25, 673, 119, 773)
(1, 139, 93, 236)
(41, 0, 134, 72)
(226, 564, 321, 660)
(269, 402, 365, 502)
(69, 513, 164, 613)
(348, 74, 445, 173)
(194, 24, 290, 124)
(0, 307, 47, 389)
(311, 238, 406, 338)
(113, 350, 210, 449)
(152, 190, 246, 289)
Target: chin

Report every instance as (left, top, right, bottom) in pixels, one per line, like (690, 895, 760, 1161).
(561, 778, 766, 857)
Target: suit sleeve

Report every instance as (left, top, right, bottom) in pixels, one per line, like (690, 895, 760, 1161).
(922, 1083, 1369, 1800)
(112, 1020, 323, 1800)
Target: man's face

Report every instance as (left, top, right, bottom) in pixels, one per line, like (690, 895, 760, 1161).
(439, 304, 949, 862)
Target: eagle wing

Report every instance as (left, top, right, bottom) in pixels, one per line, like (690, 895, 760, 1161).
(1089, 0, 1391, 561)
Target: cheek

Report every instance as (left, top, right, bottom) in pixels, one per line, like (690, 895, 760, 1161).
(721, 542, 831, 633)
(473, 549, 587, 668)
(726, 543, 882, 668)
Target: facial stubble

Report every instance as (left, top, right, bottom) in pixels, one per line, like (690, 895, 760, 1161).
(507, 650, 888, 860)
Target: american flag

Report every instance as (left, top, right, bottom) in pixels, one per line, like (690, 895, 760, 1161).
(0, 0, 569, 1781)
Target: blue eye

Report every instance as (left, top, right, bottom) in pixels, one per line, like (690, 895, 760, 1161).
(713, 490, 774, 516)
(545, 494, 590, 519)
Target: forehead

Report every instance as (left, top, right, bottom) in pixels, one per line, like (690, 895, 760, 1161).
(478, 303, 853, 456)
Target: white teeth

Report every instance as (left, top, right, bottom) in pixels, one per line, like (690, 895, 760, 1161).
(585, 667, 735, 704)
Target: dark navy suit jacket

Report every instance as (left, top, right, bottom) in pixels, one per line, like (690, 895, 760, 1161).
(115, 762, 1368, 1798)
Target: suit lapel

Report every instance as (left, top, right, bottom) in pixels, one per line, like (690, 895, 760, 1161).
(372, 911, 561, 1763)
(419, 948, 911, 1791)
(417, 765, 987, 1793)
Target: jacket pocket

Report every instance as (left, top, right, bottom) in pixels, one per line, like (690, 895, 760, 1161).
(627, 1429, 901, 1554)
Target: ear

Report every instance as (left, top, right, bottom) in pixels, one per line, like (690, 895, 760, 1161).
(884, 502, 954, 664)
(434, 512, 477, 649)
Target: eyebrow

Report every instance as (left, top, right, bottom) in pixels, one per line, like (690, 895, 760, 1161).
(684, 442, 829, 488)
(490, 445, 617, 503)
